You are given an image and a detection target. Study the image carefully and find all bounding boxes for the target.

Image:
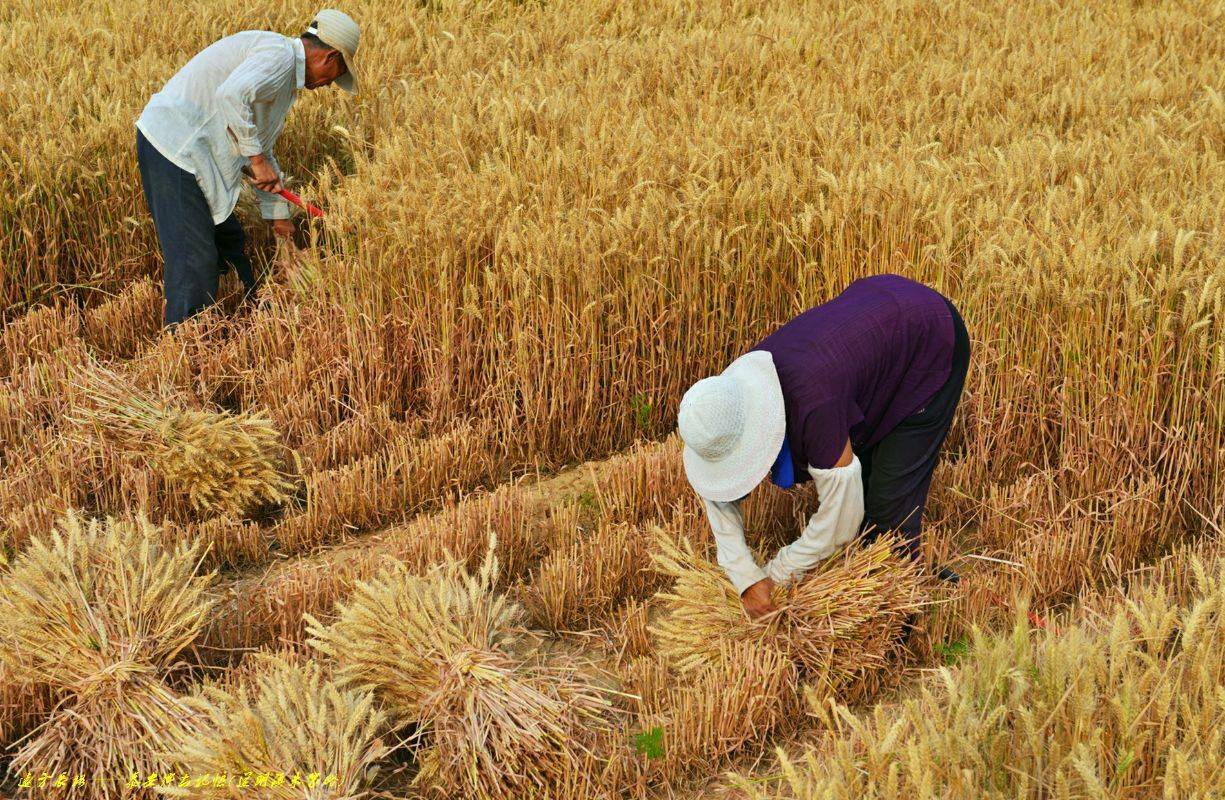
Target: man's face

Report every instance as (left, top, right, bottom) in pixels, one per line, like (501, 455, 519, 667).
(305, 47, 347, 90)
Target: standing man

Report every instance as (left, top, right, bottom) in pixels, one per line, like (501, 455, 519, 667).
(135, 9, 360, 326)
(677, 273, 971, 620)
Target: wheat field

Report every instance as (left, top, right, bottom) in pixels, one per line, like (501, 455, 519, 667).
(0, 0, 1221, 797)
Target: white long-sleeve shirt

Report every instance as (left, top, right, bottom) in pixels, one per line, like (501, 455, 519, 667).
(702, 455, 866, 595)
(136, 31, 305, 224)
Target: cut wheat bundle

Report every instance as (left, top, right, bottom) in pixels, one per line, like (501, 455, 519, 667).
(0, 512, 215, 790)
(649, 528, 927, 700)
(10, 671, 203, 798)
(410, 646, 618, 800)
(306, 539, 618, 800)
(639, 642, 802, 779)
(305, 544, 522, 710)
(158, 651, 390, 799)
(68, 364, 295, 517)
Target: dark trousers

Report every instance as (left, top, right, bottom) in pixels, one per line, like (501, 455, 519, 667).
(136, 129, 256, 326)
(858, 295, 971, 560)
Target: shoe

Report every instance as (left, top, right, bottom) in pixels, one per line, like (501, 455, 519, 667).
(895, 611, 918, 649)
(935, 565, 960, 584)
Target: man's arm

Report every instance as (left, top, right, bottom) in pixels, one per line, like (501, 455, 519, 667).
(216, 41, 293, 160)
(253, 152, 292, 222)
(764, 438, 865, 585)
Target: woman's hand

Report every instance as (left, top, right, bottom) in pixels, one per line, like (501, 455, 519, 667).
(740, 577, 778, 620)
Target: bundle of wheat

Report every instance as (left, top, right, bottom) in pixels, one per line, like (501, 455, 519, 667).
(649, 528, 926, 699)
(159, 651, 390, 799)
(69, 365, 294, 517)
(306, 541, 616, 800)
(640, 642, 802, 779)
(410, 646, 616, 800)
(0, 512, 215, 791)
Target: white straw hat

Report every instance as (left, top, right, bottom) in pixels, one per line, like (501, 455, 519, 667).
(307, 9, 360, 94)
(677, 350, 786, 502)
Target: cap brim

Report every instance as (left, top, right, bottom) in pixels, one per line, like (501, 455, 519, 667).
(329, 46, 357, 94)
(336, 65, 357, 94)
(681, 350, 786, 502)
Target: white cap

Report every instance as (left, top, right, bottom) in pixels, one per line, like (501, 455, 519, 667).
(677, 351, 786, 502)
(307, 9, 360, 94)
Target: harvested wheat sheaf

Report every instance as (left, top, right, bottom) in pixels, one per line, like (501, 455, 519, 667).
(0, 512, 215, 793)
(642, 642, 802, 778)
(159, 651, 391, 799)
(649, 529, 927, 699)
(70, 365, 295, 517)
(305, 542, 523, 710)
(306, 541, 618, 800)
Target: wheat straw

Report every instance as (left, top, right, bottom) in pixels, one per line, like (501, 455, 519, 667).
(649, 528, 926, 699)
(306, 539, 617, 799)
(0, 511, 216, 789)
(160, 651, 391, 799)
(69, 365, 294, 517)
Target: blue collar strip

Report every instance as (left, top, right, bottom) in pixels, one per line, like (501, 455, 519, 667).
(770, 434, 795, 489)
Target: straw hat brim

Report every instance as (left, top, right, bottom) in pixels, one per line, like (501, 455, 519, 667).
(681, 350, 786, 502)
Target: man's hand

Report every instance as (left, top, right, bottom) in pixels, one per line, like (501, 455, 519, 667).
(248, 154, 283, 194)
(740, 577, 778, 621)
(270, 218, 295, 241)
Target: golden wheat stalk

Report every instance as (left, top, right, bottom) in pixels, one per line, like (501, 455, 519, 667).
(158, 651, 390, 799)
(68, 364, 294, 516)
(0, 511, 216, 790)
(411, 647, 614, 800)
(648, 527, 927, 696)
(306, 537, 618, 800)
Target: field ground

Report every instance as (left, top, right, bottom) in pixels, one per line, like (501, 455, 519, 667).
(0, 0, 1221, 797)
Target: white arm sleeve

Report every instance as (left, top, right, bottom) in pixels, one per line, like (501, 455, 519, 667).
(255, 151, 291, 220)
(216, 42, 293, 157)
(701, 497, 768, 596)
(764, 454, 865, 586)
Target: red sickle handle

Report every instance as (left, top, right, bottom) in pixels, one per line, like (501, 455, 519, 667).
(277, 188, 325, 219)
(981, 588, 1061, 635)
(240, 167, 325, 219)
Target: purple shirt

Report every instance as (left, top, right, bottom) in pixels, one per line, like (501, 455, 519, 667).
(750, 274, 955, 472)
